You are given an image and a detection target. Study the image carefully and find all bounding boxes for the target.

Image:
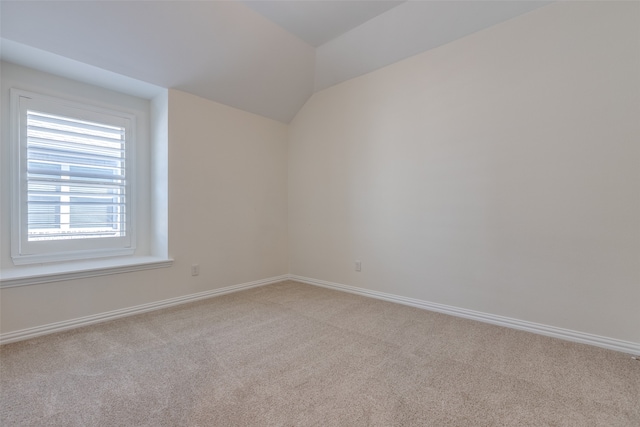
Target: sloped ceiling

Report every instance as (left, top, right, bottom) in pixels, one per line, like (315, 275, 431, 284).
(0, 1, 315, 123)
(0, 1, 550, 123)
(242, 1, 405, 47)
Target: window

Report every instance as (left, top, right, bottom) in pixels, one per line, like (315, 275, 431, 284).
(11, 89, 136, 264)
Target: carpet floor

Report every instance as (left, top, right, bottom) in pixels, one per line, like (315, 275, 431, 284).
(1, 280, 638, 426)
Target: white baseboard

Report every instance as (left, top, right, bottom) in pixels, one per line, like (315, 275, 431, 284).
(288, 275, 640, 355)
(4, 273, 638, 355)
(0, 275, 288, 345)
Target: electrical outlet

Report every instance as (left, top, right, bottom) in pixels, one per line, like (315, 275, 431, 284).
(355, 260, 361, 272)
(191, 264, 200, 276)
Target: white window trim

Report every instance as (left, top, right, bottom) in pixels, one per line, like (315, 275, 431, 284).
(10, 88, 137, 265)
(0, 256, 173, 288)
(1, 62, 171, 290)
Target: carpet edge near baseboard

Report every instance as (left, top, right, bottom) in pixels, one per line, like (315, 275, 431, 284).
(288, 275, 640, 356)
(3, 273, 638, 355)
(0, 275, 289, 345)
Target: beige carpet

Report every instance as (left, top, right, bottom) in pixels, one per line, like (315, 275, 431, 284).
(1, 280, 638, 426)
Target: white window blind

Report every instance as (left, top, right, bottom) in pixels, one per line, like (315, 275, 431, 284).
(27, 111, 127, 241)
(11, 89, 136, 265)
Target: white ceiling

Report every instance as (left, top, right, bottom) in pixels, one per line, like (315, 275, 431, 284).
(0, 1, 551, 123)
(314, 0, 552, 92)
(242, 1, 405, 47)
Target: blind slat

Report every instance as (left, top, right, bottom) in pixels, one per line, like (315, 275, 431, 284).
(27, 125, 123, 146)
(27, 177, 125, 188)
(28, 138, 124, 157)
(29, 201, 126, 206)
(27, 232, 123, 239)
(27, 157, 124, 172)
(28, 167, 125, 182)
(29, 192, 122, 198)
(28, 112, 124, 135)
(29, 223, 122, 228)
(28, 145, 124, 163)
(25, 107, 128, 242)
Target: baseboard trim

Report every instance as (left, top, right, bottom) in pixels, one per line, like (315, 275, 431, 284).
(0, 275, 289, 345)
(288, 275, 640, 355)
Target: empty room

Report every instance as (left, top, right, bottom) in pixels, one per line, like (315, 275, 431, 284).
(1, 0, 639, 425)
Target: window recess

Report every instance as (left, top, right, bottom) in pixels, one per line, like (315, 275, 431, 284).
(11, 89, 136, 265)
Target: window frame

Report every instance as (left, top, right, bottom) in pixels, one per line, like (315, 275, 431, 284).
(10, 88, 137, 265)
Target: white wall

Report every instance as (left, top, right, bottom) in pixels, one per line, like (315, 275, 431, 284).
(289, 2, 640, 343)
(0, 67, 288, 333)
(167, 90, 289, 287)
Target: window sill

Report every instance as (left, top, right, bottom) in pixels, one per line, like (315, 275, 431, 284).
(0, 256, 173, 288)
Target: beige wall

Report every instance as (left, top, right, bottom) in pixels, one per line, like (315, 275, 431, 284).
(167, 90, 289, 287)
(0, 76, 288, 332)
(1, 1, 638, 346)
(288, 1, 640, 343)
